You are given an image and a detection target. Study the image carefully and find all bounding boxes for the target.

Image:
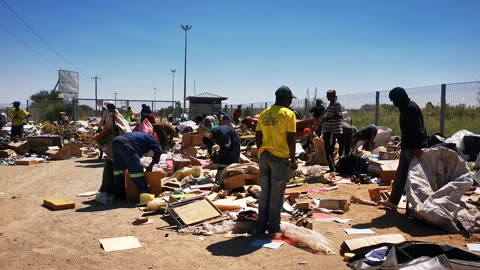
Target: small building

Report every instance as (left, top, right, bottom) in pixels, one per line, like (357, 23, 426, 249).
(186, 92, 228, 118)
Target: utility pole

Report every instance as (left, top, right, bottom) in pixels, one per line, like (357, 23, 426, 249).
(194, 80, 196, 95)
(91, 75, 101, 116)
(171, 69, 176, 110)
(181, 24, 192, 112)
(113, 92, 118, 107)
(153, 87, 157, 112)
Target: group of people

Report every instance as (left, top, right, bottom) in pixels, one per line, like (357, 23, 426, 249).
(254, 85, 427, 236)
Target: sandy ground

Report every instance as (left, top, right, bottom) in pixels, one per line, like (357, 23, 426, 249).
(0, 157, 478, 270)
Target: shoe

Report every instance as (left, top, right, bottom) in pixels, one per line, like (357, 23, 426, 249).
(379, 200, 398, 210)
(95, 192, 112, 205)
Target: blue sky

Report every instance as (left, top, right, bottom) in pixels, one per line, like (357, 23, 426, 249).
(1, 0, 479, 109)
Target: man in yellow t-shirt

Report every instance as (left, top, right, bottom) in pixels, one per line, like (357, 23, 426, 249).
(9, 101, 30, 141)
(255, 86, 297, 236)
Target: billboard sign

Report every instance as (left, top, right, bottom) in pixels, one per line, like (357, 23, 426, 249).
(58, 70, 79, 94)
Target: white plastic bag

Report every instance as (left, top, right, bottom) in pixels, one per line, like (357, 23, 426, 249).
(280, 223, 335, 254)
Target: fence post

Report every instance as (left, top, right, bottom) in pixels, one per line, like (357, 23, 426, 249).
(304, 98, 308, 118)
(440, 84, 446, 135)
(375, 91, 380, 126)
(72, 97, 77, 122)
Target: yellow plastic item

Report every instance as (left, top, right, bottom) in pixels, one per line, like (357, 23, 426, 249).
(139, 193, 155, 204)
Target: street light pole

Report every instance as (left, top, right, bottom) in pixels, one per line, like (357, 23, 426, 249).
(171, 69, 176, 109)
(91, 75, 101, 116)
(153, 87, 157, 112)
(181, 24, 192, 113)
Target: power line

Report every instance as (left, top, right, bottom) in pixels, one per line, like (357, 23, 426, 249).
(1, 0, 79, 70)
(0, 21, 60, 68)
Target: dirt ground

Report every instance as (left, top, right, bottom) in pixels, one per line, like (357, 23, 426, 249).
(0, 157, 478, 270)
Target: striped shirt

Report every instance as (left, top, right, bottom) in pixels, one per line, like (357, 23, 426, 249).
(323, 101, 342, 134)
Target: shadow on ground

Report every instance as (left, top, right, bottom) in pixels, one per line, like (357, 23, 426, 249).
(207, 236, 261, 257)
(75, 158, 105, 168)
(352, 209, 449, 237)
(75, 198, 136, 212)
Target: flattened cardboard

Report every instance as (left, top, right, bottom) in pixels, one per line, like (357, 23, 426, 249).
(223, 174, 260, 190)
(343, 234, 406, 251)
(99, 236, 142, 252)
(43, 197, 75, 210)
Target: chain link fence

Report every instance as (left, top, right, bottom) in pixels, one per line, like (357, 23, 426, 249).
(224, 81, 480, 137)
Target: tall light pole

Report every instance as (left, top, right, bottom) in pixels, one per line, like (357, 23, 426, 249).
(153, 87, 157, 112)
(181, 24, 192, 112)
(170, 69, 176, 108)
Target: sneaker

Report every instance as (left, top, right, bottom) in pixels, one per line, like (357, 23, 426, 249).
(379, 200, 398, 211)
(95, 192, 111, 205)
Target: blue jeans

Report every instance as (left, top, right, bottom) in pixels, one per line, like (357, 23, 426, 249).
(256, 150, 289, 234)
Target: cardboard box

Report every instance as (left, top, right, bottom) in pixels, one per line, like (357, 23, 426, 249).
(27, 136, 62, 154)
(368, 159, 399, 185)
(182, 132, 204, 147)
(223, 174, 260, 190)
(318, 199, 350, 211)
(8, 141, 29, 155)
(43, 197, 75, 210)
(46, 146, 71, 160)
(124, 171, 168, 202)
(342, 234, 406, 252)
(378, 151, 399, 160)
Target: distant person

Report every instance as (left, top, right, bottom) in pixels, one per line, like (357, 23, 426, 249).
(309, 98, 326, 136)
(322, 89, 343, 172)
(255, 86, 297, 236)
(140, 104, 152, 123)
(202, 125, 241, 181)
(152, 121, 177, 153)
(8, 101, 30, 141)
(233, 105, 242, 125)
(127, 106, 136, 122)
(202, 115, 217, 129)
(339, 112, 353, 157)
(193, 114, 206, 125)
(380, 87, 427, 210)
(352, 124, 378, 152)
(58, 112, 70, 126)
(217, 110, 232, 126)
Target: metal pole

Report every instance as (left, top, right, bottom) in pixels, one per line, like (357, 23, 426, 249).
(375, 91, 380, 126)
(440, 84, 446, 135)
(181, 25, 192, 112)
(154, 87, 157, 112)
(91, 76, 101, 116)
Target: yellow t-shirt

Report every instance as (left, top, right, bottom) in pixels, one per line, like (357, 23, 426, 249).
(256, 105, 296, 158)
(9, 108, 30, 126)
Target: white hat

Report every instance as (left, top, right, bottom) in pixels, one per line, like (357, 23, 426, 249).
(104, 101, 114, 105)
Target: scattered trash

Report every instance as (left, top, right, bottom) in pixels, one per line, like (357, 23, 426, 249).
(99, 236, 142, 252)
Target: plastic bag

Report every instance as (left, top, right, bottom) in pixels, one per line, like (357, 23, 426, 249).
(280, 223, 335, 255)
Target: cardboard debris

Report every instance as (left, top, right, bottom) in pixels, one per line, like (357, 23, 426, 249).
(318, 199, 350, 211)
(368, 159, 399, 185)
(378, 151, 399, 160)
(342, 234, 406, 251)
(43, 197, 75, 210)
(223, 173, 260, 190)
(15, 157, 46, 165)
(344, 228, 375, 235)
(99, 236, 142, 252)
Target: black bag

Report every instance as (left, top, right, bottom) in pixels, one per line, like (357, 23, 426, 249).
(335, 154, 369, 176)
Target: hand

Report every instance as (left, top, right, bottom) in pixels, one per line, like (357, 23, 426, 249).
(413, 148, 423, 158)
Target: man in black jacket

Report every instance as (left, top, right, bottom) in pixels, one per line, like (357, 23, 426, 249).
(380, 87, 427, 210)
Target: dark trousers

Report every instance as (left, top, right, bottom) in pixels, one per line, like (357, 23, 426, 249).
(11, 125, 23, 140)
(389, 149, 414, 205)
(339, 128, 352, 157)
(112, 139, 148, 196)
(323, 131, 342, 171)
